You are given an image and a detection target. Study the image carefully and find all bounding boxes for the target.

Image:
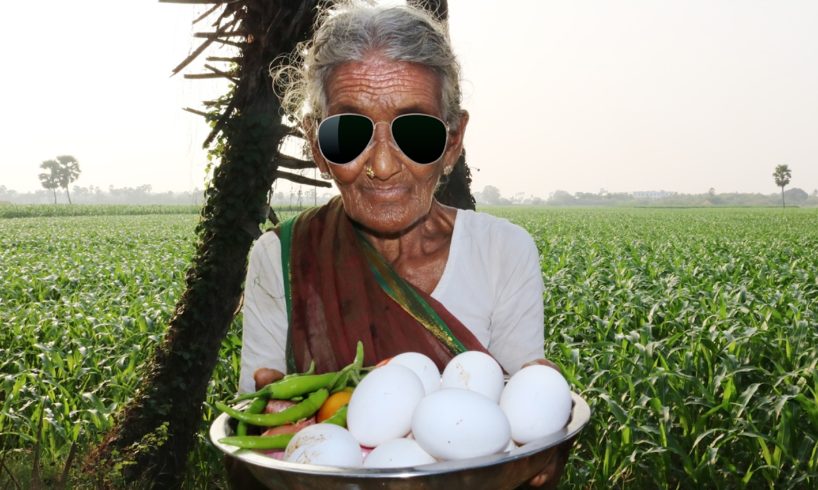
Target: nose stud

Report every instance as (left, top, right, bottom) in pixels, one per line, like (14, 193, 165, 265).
(365, 165, 375, 179)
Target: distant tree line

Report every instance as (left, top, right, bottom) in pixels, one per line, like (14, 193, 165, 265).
(5, 182, 816, 208)
(0, 185, 205, 205)
(0, 184, 339, 207)
(473, 185, 818, 208)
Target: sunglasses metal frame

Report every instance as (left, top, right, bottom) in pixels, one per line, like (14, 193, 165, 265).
(316, 112, 450, 166)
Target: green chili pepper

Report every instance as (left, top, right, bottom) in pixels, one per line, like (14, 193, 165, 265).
(282, 360, 315, 379)
(330, 371, 351, 393)
(219, 433, 294, 450)
(350, 341, 365, 385)
(236, 396, 268, 436)
(354, 341, 364, 368)
(323, 405, 348, 428)
(217, 389, 329, 427)
(329, 341, 365, 392)
(231, 373, 337, 403)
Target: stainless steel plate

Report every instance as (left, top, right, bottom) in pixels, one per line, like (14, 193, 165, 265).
(210, 392, 591, 490)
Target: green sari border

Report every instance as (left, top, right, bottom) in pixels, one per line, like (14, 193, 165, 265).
(355, 229, 468, 356)
(277, 215, 297, 374)
(277, 207, 468, 374)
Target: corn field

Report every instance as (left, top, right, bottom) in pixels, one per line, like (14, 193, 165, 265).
(1, 206, 816, 488)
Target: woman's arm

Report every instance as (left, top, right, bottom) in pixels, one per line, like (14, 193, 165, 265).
(487, 226, 547, 373)
(239, 232, 289, 393)
(484, 226, 569, 488)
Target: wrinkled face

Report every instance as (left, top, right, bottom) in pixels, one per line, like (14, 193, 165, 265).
(311, 55, 467, 236)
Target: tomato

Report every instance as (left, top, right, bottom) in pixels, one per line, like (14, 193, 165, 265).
(317, 390, 353, 422)
(375, 357, 393, 368)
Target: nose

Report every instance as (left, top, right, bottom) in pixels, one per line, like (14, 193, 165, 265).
(366, 121, 402, 180)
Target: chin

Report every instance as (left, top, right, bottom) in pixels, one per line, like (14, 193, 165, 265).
(341, 189, 435, 235)
(349, 204, 426, 237)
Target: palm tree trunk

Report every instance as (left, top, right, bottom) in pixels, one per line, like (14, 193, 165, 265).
(65, 187, 72, 205)
(781, 186, 786, 208)
(84, 2, 320, 487)
(52, 190, 56, 204)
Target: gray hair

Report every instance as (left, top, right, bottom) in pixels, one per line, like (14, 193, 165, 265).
(275, 1, 464, 133)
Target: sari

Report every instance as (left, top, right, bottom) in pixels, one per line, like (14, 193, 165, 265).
(277, 197, 488, 373)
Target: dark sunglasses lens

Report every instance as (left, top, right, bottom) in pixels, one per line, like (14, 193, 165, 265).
(318, 115, 373, 164)
(392, 115, 447, 164)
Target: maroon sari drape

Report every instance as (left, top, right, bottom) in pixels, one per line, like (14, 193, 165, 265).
(281, 197, 487, 373)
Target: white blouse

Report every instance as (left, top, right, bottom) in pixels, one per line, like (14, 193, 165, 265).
(239, 209, 545, 393)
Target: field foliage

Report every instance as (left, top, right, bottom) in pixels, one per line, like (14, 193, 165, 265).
(1, 206, 817, 488)
(0, 204, 200, 219)
(489, 207, 818, 488)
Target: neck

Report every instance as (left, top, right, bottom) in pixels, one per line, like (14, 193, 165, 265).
(356, 200, 456, 265)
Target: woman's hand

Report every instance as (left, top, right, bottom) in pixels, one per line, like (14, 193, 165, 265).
(520, 358, 569, 488)
(253, 367, 284, 390)
(224, 368, 287, 489)
(522, 358, 560, 373)
(524, 440, 572, 489)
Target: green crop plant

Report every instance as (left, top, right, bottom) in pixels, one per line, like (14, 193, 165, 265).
(1, 207, 816, 488)
(490, 207, 818, 488)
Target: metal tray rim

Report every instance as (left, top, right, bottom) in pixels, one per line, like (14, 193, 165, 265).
(210, 391, 591, 478)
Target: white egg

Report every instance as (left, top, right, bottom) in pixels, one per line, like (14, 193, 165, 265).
(284, 424, 362, 467)
(411, 388, 511, 460)
(499, 365, 572, 444)
(389, 352, 441, 395)
(347, 364, 425, 447)
(363, 438, 436, 468)
(441, 351, 505, 402)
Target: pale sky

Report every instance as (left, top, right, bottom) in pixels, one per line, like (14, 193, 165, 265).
(2, 1, 817, 197)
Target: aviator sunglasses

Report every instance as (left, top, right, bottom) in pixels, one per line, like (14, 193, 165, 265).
(317, 113, 449, 165)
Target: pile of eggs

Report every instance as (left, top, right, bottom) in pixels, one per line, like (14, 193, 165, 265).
(281, 351, 572, 468)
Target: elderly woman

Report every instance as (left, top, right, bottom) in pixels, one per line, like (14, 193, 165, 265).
(235, 2, 567, 488)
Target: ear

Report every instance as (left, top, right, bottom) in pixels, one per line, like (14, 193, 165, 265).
(442, 110, 469, 172)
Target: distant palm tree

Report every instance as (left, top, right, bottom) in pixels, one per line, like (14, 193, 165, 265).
(773, 164, 792, 208)
(55, 155, 81, 204)
(39, 160, 61, 204)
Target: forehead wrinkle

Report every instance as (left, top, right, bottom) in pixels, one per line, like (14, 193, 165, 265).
(325, 58, 442, 116)
(332, 79, 423, 99)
